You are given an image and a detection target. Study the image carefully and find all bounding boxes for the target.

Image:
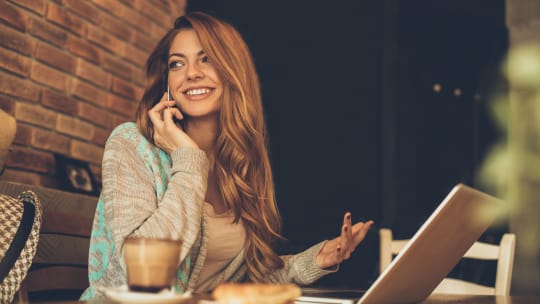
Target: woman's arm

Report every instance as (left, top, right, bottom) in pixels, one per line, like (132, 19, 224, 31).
(101, 130, 209, 261)
(265, 213, 373, 285)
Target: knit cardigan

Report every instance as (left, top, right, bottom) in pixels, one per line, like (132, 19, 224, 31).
(80, 122, 334, 299)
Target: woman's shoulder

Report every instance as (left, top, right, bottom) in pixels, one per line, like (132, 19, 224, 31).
(105, 122, 164, 160)
(105, 122, 149, 147)
(108, 122, 142, 141)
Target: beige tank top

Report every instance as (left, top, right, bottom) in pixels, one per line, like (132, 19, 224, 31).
(196, 202, 246, 291)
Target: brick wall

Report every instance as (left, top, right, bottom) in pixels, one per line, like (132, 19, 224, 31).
(0, 0, 186, 190)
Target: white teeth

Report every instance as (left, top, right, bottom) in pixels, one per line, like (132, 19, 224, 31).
(186, 88, 211, 96)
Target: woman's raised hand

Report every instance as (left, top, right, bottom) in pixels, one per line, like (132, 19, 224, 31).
(315, 212, 374, 269)
(148, 92, 198, 153)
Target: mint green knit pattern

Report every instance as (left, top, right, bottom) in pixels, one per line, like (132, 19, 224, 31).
(81, 123, 192, 299)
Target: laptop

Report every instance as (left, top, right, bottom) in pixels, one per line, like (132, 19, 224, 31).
(296, 183, 503, 304)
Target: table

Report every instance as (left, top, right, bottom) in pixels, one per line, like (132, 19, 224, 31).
(33, 294, 540, 303)
(420, 294, 540, 303)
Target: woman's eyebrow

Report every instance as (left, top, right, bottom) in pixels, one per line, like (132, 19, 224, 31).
(169, 52, 185, 59)
(168, 50, 205, 59)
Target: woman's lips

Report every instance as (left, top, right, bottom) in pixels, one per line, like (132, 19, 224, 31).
(183, 87, 214, 100)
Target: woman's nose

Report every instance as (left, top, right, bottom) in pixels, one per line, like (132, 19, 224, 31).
(187, 63, 203, 80)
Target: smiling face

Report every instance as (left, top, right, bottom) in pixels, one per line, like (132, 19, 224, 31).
(167, 29, 223, 121)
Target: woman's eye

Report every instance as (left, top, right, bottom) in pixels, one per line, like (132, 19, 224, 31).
(201, 56, 211, 63)
(168, 61, 184, 70)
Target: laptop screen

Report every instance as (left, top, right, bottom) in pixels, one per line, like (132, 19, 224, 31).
(296, 184, 502, 304)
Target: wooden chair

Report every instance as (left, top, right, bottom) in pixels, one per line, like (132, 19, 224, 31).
(379, 228, 516, 296)
(0, 181, 97, 302)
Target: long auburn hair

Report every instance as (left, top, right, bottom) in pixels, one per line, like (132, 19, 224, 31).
(135, 12, 284, 281)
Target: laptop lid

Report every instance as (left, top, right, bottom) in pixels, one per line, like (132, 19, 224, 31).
(295, 183, 502, 304)
(358, 183, 502, 304)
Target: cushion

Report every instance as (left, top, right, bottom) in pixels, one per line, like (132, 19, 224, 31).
(0, 109, 17, 175)
(0, 191, 42, 303)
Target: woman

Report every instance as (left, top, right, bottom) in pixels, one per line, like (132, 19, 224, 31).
(81, 11, 373, 299)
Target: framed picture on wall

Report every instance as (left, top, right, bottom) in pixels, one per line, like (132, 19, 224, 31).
(55, 154, 101, 196)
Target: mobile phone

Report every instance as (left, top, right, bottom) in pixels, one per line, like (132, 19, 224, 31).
(167, 84, 183, 126)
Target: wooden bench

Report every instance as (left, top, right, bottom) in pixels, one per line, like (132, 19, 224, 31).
(0, 181, 98, 302)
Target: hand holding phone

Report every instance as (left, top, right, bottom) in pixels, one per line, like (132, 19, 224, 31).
(147, 89, 195, 152)
(167, 85, 184, 125)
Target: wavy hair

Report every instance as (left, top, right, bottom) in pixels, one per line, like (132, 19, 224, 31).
(135, 12, 284, 281)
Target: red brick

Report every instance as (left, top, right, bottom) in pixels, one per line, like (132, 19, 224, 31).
(0, 95, 16, 114)
(56, 114, 95, 141)
(66, 35, 101, 64)
(102, 54, 134, 81)
(146, 0, 170, 13)
(30, 61, 69, 92)
(0, 1, 29, 31)
(32, 128, 71, 155)
(39, 174, 62, 190)
(14, 102, 57, 129)
(6, 147, 55, 173)
(29, 18, 68, 48)
(0, 23, 34, 55)
(13, 123, 32, 145)
(34, 41, 75, 73)
(92, 126, 110, 146)
(169, 0, 186, 15)
(132, 30, 156, 53)
(119, 0, 135, 8)
(0, 169, 42, 185)
(46, 2, 86, 36)
(146, 0, 169, 12)
(71, 140, 103, 164)
(78, 102, 111, 128)
(99, 12, 134, 42)
(124, 43, 148, 68)
(133, 0, 170, 28)
(111, 77, 143, 100)
(110, 113, 130, 129)
(41, 89, 78, 115)
(120, 6, 149, 32)
(0, 47, 31, 77)
(63, 0, 100, 23)
(10, 0, 47, 15)
(107, 93, 137, 117)
(131, 68, 146, 86)
(0, 73, 40, 101)
(86, 24, 126, 55)
(93, 0, 125, 19)
(151, 23, 168, 42)
(70, 79, 107, 106)
(75, 58, 111, 89)
(89, 163, 102, 183)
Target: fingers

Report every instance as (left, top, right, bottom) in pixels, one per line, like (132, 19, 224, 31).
(316, 214, 374, 269)
(354, 220, 374, 242)
(148, 92, 175, 127)
(162, 106, 174, 127)
(337, 212, 353, 260)
(345, 212, 352, 239)
(169, 106, 184, 121)
(338, 213, 374, 261)
(148, 92, 177, 129)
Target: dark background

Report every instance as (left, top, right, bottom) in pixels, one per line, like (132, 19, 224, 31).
(187, 0, 507, 288)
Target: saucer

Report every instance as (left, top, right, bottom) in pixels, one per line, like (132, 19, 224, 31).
(103, 285, 192, 303)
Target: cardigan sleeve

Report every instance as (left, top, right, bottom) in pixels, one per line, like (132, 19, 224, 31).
(101, 130, 209, 262)
(265, 241, 338, 285)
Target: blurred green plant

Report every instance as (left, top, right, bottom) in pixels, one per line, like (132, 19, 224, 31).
(478, 41, 540, 287)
